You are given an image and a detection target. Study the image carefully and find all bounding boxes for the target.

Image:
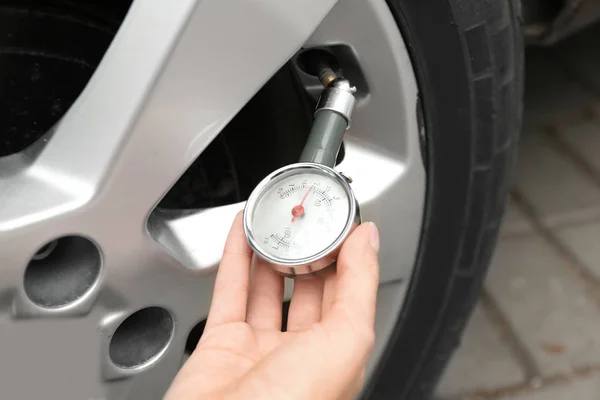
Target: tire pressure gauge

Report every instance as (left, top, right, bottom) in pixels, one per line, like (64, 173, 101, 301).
(243, 163, 360, 277)
(244, 68, 359, 278)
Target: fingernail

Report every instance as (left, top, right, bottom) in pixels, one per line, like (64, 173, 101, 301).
(369, 222, 380, 252)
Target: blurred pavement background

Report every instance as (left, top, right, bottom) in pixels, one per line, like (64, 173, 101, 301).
(435, 23, 600, 400)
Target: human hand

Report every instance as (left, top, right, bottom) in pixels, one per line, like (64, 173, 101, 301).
(164, 213, 380, 400)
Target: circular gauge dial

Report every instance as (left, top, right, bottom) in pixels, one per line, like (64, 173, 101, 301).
(247, 167, 351, 262)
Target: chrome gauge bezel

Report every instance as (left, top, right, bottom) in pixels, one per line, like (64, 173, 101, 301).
(243, 162, 359, 277)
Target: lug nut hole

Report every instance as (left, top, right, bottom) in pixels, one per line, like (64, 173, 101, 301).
(24, 236, 102, 308)
(109, 307, 174, 369)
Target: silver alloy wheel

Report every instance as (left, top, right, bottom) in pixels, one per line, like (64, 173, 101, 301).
(0, 0, 425, 398)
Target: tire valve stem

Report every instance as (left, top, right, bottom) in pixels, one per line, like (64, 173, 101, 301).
(317, 64, 338, 87)
(299, 65, 357, 168)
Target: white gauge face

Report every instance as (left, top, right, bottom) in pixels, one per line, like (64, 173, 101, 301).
(249, 168, 351, 262)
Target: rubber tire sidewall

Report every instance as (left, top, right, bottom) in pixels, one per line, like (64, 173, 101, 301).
(363, 0, 524, 398)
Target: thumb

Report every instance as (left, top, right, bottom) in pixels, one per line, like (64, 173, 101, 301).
(328, 222, 380, 331)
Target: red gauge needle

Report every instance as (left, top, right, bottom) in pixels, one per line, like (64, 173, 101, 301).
(291, 186, 313, 223)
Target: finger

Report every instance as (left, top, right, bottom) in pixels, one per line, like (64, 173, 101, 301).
(246, 257, 284, 330)
(321, 268, 337, 318)
(324, 222, 380, 330)
(287, 277, 324, 332)
(206, 212, 252, 328)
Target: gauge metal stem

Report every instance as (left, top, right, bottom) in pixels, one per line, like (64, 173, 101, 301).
(299, 75, 357, 168)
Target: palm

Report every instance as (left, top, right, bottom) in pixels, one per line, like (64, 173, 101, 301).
(177, 322, 286, 396)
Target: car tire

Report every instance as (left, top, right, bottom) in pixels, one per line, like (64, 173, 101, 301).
(363, 0, 524, 398)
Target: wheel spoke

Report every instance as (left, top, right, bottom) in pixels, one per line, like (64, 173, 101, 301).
(35, 0, 338, 222)
(337, 138, 424, 283)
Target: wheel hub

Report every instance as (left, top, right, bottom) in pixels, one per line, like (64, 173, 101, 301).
(0, 0, 426, 398)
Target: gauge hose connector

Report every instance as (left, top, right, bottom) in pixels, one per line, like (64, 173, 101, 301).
(315, 78, 357, 124)
(299, 75, 357, 168)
